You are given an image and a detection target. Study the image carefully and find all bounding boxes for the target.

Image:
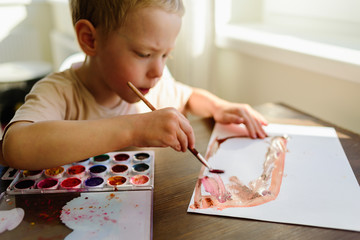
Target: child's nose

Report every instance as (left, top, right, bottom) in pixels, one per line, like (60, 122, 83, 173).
(147, 58, 165, 79)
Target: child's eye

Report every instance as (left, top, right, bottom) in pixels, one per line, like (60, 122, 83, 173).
(136, 52, 151, 58)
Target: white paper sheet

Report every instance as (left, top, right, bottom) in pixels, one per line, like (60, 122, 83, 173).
(61, 191, 152, 239)
(188, 123, 360, 232)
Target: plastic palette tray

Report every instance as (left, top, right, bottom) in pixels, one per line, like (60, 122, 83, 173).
(6, 150, 154, 195)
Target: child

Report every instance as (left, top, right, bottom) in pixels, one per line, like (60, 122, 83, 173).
(0, 0, 267, 170)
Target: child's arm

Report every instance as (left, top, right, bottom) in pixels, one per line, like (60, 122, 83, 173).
(2, 107, 194, 170)
(185, 88, 268, 139)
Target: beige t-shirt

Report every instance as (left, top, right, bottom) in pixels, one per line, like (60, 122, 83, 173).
(2, 65, 192, 136)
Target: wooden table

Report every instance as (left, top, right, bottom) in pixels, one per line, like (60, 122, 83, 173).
(152, 102, 360, 240)
(0, 103, 359, 239)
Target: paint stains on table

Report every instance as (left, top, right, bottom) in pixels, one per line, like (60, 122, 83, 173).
(60, 191, 152, 239)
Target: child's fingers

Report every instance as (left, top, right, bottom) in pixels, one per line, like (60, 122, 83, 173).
(238, 108, 267, 139)
(253, 119, 267, 138)
(156, 108, 194, 152)
(175, 128, 188, 152)
(249, 108, 268, 126)
(178, 113, 195, 150)
(218, 112, 244, 124)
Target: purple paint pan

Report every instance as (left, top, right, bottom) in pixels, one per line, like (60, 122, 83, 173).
(84, 177, 105, 188)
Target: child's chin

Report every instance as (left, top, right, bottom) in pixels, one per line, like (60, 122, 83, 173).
(124, 97, 141, 104)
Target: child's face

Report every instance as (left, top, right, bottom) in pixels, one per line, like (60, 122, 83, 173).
(94, 7, 182, 103)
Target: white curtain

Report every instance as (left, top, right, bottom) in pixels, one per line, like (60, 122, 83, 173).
(167, 0, 215, 90)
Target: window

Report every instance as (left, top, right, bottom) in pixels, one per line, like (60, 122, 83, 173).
(215, 0, 360, 83)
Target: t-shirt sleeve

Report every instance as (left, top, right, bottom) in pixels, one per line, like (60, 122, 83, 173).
(6, 78, 68, 125)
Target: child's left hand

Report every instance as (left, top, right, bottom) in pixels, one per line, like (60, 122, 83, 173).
(186, 88, 268, 139)
(213, 102, 268, 139)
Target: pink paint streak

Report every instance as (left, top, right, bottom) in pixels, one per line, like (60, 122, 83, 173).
(191, 135, 288, 210)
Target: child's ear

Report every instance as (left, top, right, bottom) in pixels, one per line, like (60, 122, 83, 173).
(75, 20, 97, 56)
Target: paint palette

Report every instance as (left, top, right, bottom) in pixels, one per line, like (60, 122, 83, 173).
(6, 150, 154, 195)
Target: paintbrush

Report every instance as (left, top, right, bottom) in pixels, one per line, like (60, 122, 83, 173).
(127, 81, 224, 174)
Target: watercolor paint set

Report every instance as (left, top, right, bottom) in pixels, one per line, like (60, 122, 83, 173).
(6, 150, 154, 195)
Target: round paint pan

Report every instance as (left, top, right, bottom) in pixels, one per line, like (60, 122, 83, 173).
(113, 153, 130, 163)
(14, 179, 36, 190)
(93, 154, 110, 164)
(22, 170, 43, 179)
(60, 177, 82, 189)
(44, 166, 65, 179)
(130, 175, 150, 186)
(107, 176, 127, 187)
(84, 177, 105, 188)
(133, 152, 151, 163)
(67, 165, 86, 178)
(110, 164, 129, 175)
(89, 164, 107, 177)
(132, 163, 150, 175)
(76, 158, 91, 165)
(37, 178, 59, 190)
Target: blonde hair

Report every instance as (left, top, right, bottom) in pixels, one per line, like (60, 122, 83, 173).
(70, 0, 184, 36)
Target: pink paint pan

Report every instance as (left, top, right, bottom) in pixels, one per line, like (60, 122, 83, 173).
(37, 178, 59, 190)
(130, 175, 150, 185)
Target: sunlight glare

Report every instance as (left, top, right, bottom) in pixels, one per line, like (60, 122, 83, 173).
(0, 6, 27, 42)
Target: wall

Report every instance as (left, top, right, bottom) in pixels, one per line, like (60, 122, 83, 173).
(209, 48, 360, 134)
(0, 1, 53, 64)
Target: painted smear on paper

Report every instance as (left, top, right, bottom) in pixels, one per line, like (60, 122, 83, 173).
(61, 191, 152, 240)
(191, 135, 288, 210)
(0, 208, 25, 233)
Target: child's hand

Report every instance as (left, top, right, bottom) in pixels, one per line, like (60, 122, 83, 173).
(213, 102, 268, 139)
(131, 107, 195, 152)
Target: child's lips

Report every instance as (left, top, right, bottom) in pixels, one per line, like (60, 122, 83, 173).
(138, 88, 150, 95)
